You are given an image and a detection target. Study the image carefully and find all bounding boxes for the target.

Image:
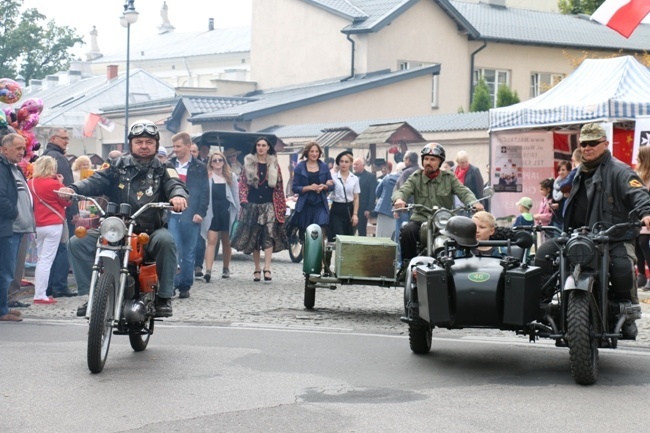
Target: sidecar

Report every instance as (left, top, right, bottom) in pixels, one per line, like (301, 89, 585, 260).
(402, 234, 544, 354)
(302, 224, 399, 309)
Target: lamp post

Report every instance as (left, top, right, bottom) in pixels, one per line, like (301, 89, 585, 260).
(120, 0, 139, 151)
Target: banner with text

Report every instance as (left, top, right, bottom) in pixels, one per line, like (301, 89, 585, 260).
(490, 130, 555, 221)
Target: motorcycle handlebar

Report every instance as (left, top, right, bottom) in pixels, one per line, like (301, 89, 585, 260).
(54, 190, 106, 217)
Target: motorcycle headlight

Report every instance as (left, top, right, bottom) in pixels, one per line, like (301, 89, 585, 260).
(100, 217, 127, 243)
(433, 209, 453, 230)
(565, 237, 596, 267)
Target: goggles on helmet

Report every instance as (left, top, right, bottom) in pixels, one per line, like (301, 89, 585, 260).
(129, 122, 159, 137)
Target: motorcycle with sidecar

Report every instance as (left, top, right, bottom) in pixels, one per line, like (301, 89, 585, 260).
(301, 191, 491, 310)
(402, 212, 644, 385)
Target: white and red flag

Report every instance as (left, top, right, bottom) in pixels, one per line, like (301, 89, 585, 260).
(591, 0, 650, 38)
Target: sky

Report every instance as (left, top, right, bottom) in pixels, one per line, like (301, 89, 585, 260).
(22, 0, 252, 59)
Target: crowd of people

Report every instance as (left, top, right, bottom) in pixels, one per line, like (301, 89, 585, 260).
(2, 122, 650, 341)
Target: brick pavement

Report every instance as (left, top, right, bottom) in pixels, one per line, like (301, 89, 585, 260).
(8, 250, 650, 348)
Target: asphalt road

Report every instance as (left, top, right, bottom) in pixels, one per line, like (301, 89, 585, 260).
(2, 322, 650, 433)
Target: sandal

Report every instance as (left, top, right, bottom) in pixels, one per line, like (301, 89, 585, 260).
(263, 269, 272, 282)
(253, 270, 261, 282)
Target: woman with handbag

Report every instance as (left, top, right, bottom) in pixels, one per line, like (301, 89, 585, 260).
(28, 156, 70, 304)
(200, 151, 239, 281)
(231, 137, 287, 282)
(291, 142, 333, 241)
(327, 150, 359, 242)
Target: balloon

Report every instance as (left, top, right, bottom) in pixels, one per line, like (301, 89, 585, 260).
(0, 78, 22, 104)
(17, 107, 29, 122)
(20, 113, 39, 131)
(21, 98, 43, 114)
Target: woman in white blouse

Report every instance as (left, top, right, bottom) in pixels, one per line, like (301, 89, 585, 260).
(328, 150, 359, 242)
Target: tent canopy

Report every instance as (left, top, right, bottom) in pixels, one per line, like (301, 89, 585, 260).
(489, 56, 650, 131)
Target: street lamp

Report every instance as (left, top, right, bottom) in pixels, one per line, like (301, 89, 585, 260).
(120, 0, 139, 151)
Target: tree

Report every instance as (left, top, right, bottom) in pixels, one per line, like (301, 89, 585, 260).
(0, 0, 83, 83)
(558, 0, 605, 15)
(496, 84, 520, 108)
(470, 78, 491, 112)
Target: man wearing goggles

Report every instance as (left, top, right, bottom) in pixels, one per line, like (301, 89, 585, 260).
(59, 120, 189, 317)
(535, 123, 650, 339)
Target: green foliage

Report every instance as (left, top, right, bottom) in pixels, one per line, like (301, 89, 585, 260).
(496, 84, 520, 108)
(0, 0, 83, 83)
(558, 0, 605, 15)
(470, 78, 491, 112)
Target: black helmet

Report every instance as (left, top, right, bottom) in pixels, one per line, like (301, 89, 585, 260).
(441, 216, 478, 247)
(421, 142, 445, 164)
(128, 119, 160, 142)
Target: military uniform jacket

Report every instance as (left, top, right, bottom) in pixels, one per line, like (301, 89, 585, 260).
(71, 155, 189, 233)
(391, 169, 477, 222)
(564, 152, 650, 242)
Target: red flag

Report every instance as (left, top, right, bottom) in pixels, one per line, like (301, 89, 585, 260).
(613, 128, 634, 166)
(592, 0, 650, 38)
(83, 113, 100, 137)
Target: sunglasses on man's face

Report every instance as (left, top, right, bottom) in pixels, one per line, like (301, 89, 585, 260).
(580, 139, 606, 148)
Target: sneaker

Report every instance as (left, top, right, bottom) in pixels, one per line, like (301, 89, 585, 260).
(76, 301, 88, 317)
(222, 268, 230, 279)
(8, 300, 30, 308)
(0, 313, 22, 322)
(154, 297, 173, 317)
(622, 321, 638, 340)
(179, 290, 190, 299)
(34, 298, 57, 305)
(194, 267, 203, 279)
(53, 290, 78, 298)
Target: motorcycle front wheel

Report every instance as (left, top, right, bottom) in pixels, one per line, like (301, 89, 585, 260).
(129, 316, 154, 352)
(567, 290, 599, 385)
(87, 273, 115, 374)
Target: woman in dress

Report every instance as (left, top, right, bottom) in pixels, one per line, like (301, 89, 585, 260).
(232, 137, 287, 282)
(327, 150, 359, 242)
(201, 151, 239, 281)
(291, 142, 333, 240)
(28, 156, 70, 304)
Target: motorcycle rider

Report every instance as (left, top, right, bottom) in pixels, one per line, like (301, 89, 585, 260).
(535, 123, 650, 339)
(59, 120, 189, 317)
(392, 143, 483, 277)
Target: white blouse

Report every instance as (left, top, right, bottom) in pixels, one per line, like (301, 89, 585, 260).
(330, 172, 360, 203)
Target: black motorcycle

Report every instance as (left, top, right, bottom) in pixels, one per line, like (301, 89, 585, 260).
(403, 214, 642, 385)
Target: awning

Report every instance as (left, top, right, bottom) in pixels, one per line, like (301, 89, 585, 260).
(314, 127, 358, 148)
(350, 121, 425, 148)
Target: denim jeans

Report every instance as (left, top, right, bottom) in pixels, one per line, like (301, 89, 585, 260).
(68, 228, 177, 299)
(168, 214, 200, 291)
(47, 242, 70, 295)
(0, 233, 22, 316)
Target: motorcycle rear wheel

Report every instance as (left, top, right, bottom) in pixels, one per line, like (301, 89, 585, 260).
(288, 227, 303, 263)
(408, 324, 432, 354)
(88, 273, 115, 374)
(129, 316, 154, 352)
(567, 290, 599, 385)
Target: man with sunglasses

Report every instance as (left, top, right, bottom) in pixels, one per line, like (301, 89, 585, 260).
(60, 120, 189, 317)
(535, 123, 650, 340)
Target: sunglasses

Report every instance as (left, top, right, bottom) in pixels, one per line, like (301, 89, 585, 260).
(580, 139, 606, 148)
(129, 123, 158, 136)
(55, 135, 70, 141)
(211, 158, 224, 163)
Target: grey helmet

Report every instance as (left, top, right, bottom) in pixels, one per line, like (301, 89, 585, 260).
(421, 142, 446, 165)
(128, 119, 160, 142)
(441, 216, 478, 247)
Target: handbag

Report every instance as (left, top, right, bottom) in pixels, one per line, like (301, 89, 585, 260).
(29, 179, 69, 243)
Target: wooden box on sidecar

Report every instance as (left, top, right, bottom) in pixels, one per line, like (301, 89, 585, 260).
(334, 235, 397, 280)
(415, 257, 542, 328)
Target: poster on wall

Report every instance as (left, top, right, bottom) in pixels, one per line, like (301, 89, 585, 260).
(632, 116, 650, 164)
(489, 130, 555, 221)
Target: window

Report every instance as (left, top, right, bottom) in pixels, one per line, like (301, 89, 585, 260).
(530, 72, 564, 98)
(398, 60, 438, 108)
(473, 68, 510, 108)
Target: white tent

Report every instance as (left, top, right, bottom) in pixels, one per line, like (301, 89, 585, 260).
(489, 56, 650, 131)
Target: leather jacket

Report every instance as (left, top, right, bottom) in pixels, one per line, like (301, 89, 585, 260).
(564, 151, 650, 242)
(71, 155, 189, 233)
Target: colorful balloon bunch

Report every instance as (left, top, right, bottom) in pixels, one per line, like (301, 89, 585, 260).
(0, 78, 44, 165)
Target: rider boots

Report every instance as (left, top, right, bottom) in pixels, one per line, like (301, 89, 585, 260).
(154, 297, 173, 318)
